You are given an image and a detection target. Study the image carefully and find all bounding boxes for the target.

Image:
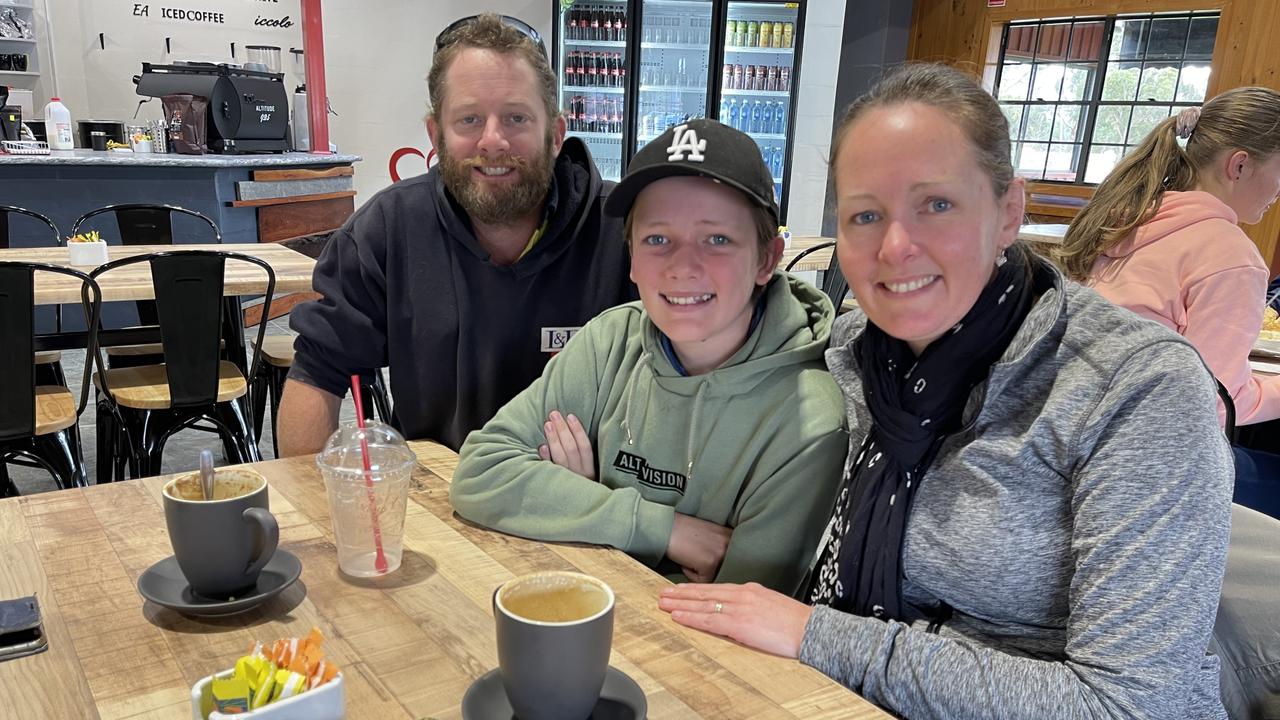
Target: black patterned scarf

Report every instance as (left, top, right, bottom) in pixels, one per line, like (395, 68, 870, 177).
(808, 249, 1034, 620)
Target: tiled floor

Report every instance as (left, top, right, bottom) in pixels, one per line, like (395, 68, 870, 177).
(6, 321, 363, 495)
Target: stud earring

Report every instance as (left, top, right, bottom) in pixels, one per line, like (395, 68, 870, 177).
(995, 249, 1008, 268)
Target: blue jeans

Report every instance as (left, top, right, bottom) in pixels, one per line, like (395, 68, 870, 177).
(1232, 446, 1280, 520)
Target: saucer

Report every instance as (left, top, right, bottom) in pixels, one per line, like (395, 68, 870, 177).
(461, 665, 647, 720)
(137, 549, 302, 617)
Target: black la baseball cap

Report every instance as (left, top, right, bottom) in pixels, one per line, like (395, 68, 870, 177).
(604, 118, 779, 224)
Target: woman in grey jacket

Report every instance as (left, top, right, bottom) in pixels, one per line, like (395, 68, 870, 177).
(658, 64, 1234, 719)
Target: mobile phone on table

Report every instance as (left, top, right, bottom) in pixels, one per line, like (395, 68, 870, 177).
(0, 595, 48, 661)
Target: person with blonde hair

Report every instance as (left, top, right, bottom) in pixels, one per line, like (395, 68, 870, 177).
(1055, 87, 1280, 425)
(659, 63, 1232, 718)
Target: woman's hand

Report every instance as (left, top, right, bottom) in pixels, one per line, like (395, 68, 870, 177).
(667, 513, 732, 582)
(658, 582, 814, 659)
(537, 411, 595, 480)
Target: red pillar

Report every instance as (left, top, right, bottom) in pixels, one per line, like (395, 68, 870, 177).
(301, 0, 330, 154)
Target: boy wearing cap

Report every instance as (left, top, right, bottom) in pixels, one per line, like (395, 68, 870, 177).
(452, 119, 845, 596)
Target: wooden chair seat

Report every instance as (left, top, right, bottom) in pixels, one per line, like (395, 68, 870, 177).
(34, 350, 61, 365)
(255, 335, 296, 368)
(34, 385, 77, 436)
(94, 361, 248, 410)
(105, 343, 164, 357)
(105, 339, 225, 357)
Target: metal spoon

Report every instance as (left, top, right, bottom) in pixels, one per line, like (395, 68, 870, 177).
(199, 449, 215, 501)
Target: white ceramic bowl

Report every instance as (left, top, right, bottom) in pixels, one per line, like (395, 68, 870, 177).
(190, 669, 344, 720)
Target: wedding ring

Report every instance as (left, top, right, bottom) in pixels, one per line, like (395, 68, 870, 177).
(714, 601, 723, 614)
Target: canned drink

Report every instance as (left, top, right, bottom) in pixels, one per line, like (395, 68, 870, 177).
(726, 19, 738, 46)
(782, 22, 794, 48)
(733, 63, 744, 90)
(779, 67, 791, 92)
(746, 21, 758, 48)
(757, 66, 769, 90)
(766, 65, 778, 92)
(759, 21, 772, 48)
(723, 63, 733, 90)
(743, 65, 754, 91)
(772, 21, 784, 47)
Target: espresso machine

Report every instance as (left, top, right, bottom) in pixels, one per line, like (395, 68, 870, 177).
(133, 62, 290, 154)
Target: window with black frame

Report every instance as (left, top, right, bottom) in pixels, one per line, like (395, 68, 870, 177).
(994, 12, 1219, 184)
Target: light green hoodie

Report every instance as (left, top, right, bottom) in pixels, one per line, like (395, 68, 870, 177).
(451, 273, 848, 596)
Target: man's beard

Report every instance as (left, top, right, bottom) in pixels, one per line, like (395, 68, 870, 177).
(438, 134, 555, 226)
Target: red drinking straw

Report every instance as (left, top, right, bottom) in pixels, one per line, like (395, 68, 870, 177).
(350, 375, 389, 574)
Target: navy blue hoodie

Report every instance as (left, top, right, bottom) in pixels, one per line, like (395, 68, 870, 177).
(289, 138, 636, 450)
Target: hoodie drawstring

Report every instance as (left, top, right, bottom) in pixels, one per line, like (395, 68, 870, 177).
(685, 382, 707, 485)
(619, 350, 653, 446)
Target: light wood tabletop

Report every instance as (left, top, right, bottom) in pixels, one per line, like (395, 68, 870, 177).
(780, 236, 836, 273)
(0, 243, 316, 305)
(0, 440, 887, 720)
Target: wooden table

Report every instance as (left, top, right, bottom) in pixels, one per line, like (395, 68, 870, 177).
(0, 441, 886, 719)
(1, 243, 316, 373)
(780, 236, 836, 273)
(0, 243, 315, 306)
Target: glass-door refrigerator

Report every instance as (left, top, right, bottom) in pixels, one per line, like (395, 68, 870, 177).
(553, 0, 805, 218)
(716, 1, 803, 214)
(633, 0, 714, 151)
(555, 1, 631, 183)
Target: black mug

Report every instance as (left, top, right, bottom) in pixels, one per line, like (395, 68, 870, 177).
(162, 468, 279, 599)
(493, 572, 615, 720)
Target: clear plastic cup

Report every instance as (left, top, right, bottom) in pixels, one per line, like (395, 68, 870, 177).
(316, 422, 416, 577)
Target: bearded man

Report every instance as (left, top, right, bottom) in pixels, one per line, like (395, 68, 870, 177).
(278, 14, 634, 455)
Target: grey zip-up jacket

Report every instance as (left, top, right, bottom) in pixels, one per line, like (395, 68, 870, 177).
(800, 263, 1232, 719)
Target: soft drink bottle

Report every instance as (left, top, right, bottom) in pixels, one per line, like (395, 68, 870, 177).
(727, 99, 739, 131)
(774, 102, 787, 134)
(590, 8, 601, 40)
(750, 100, 763, 134)
(719, 98, 729, 123)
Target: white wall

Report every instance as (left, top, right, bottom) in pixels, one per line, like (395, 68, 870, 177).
(785, 0, 844, 237)
(319, 0, 549, 199)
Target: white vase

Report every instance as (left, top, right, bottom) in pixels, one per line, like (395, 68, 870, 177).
(68, 241, 109, 266)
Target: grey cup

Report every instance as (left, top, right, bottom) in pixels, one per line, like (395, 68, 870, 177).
(162, 468, 279, 599)
(494, 572, 615, 720)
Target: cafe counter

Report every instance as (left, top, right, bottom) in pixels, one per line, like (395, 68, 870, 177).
(0, 150, 363, 245)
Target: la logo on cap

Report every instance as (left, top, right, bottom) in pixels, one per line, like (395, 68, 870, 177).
(666, 124, 706, 163)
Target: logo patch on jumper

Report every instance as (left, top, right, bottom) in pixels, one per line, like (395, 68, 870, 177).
(541, 326, 581, 353)
(613, 450, 687, 494)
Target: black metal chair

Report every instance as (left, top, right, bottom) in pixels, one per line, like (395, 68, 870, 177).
(0, 262, 102, 494)
(783, 239, 849, 309)
(72, 203, 222, 368)
(1, 205, 69, 384)
(783, 240, 835, 273)
(248, 334, 393, 458)
(91, 250, 273, 481)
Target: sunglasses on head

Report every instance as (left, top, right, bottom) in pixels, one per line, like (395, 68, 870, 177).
(434, 14, 548, 60)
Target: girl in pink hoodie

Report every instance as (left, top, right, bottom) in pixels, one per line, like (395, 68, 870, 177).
(1056, 87, 1280, 425)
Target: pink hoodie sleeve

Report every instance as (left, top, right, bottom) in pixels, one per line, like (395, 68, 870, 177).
(1183, 263, 1280, 425)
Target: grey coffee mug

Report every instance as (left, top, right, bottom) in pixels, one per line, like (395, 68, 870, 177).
(493, 572, 615, 720)
(162, 468, 279, 599)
